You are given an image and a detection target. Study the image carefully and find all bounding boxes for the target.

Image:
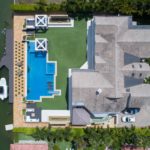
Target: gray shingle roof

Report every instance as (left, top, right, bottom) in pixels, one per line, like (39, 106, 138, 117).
(71, 16, 150, 125)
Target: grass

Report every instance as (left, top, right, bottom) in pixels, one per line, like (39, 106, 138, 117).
(36, 20, 87, 110)
(0, 66, 13, 150)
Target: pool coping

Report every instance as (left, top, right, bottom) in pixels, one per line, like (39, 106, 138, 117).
(25, 40, 61, 102)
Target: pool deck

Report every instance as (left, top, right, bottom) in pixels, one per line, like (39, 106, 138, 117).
(13, 15, 48, 127)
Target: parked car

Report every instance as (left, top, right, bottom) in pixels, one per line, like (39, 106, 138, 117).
(122, 116, 135, 123)
(123, 108, 140, 115)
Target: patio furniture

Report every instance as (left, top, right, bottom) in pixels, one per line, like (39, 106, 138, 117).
(26, 116, 39, 122)
(26, 108, 34, 112)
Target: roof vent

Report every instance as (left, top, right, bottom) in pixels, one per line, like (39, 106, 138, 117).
(96, 88, 102, 96)
(139, 73, 142, 77)
(139, 64, 142, 68)
(126, 88, 130, 92)
(131, 73, 135, 77)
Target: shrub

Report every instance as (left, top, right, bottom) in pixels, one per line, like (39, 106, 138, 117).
(13, 127, 36, 135)
(22, 109, 26, 115)
(11, 0, 150, 16)
(47, 3, 62, 12)
(11, 4, 37, 12)
(11, 3, 64, 12)
(53, 145, 60, 150)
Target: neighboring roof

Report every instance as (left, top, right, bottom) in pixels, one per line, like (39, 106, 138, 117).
(10, 144, 48, 150)
(122, 145, 150, 150)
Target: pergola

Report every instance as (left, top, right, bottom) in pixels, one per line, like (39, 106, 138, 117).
(35, 38, 48, 51)
(35, 15, 48, 29)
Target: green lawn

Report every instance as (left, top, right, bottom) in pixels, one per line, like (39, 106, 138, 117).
(0, 66, 13, 150)
(36, 20, 87, 110)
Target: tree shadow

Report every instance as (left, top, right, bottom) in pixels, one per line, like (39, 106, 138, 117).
(35, 28, 47, 34)
(68, 12, 93, 21)
(65, 77, 69, 110)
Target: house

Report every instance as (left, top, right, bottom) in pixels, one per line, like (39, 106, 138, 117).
(122, 145, 150, 150)
(70, 16, 150, 126)
(10, 144, 48, 150)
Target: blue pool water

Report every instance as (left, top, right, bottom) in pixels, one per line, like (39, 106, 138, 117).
(26, 41, 57, 101)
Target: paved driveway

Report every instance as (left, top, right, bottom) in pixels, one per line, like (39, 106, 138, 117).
(117, 104, 150, 127)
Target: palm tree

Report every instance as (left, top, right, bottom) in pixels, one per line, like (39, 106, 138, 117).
(73, 133, 86, 150)
(46, 125, 54, 149)
(53, 128, 64, 143)
(63, 127, 73, 142)
(102, 127, 113, 149)
(84, 127, 104, 149)
(32, 127, 47, 141)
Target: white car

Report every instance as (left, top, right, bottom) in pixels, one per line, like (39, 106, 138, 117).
(122, 116, 135, 123)
(0, 78, 8, 100)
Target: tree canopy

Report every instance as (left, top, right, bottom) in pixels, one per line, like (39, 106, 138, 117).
(11, 0, 150, 17)
(31, 126, 150, 150)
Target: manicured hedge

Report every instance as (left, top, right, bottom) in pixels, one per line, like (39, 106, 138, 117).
(11, 0, 150, 16)
(13, 127, 36, 135)
(11, 4, 37, 12)
(11, 3, 64, 12)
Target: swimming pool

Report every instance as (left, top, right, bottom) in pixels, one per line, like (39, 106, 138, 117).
(26, 41, 60, 101)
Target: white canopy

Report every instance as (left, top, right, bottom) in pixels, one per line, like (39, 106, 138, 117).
(41, 110, 70, 124)
(35, 38, 47, 51)
(35, 15, 48, 28)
